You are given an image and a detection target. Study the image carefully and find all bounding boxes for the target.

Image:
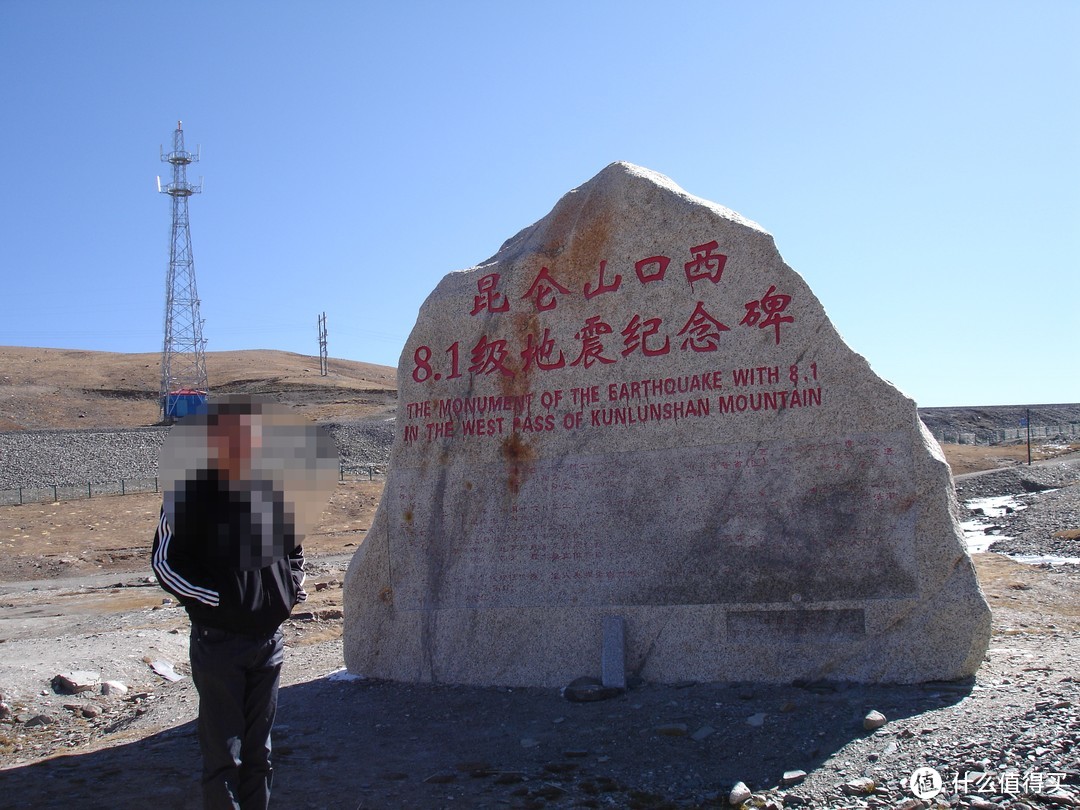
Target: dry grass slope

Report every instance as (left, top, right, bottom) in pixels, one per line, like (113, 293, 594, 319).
(0, 346, 397, 431)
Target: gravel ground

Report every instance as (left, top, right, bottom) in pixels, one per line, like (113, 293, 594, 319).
(955, 462, 1080, 501)
(1, 558, 1077, 810)
(323, 420, 395, 471)
(2, 446, 1078, 808)
(0, 420, 395, 491)
(0, 428, 167, 491)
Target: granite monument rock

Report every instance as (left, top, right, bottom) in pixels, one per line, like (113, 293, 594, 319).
(343, 162, 991, 685)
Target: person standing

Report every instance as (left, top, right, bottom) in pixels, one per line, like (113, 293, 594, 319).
(152, 399, 307, 809)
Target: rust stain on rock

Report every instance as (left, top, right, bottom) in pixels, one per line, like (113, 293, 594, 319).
(492, 310, 541, 498)
(534, 184, 616, 296)
(501, 311, 541, 398)
(500, 432, 534, 463)
(562, 203, 614, 292)
(500, 432, 536, 495)
(537, 194, 582, 259)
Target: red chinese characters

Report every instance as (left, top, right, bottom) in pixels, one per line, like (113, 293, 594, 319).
(741, 285, 793, 345)
(584, 260, 622, 299)
(407, 239, 806, 384)
(471, 273, 510, 316)
(571, 316, 616, 368)
(469, 335, 514, 377)
(521, 328, 567, 372)
(521, 266, 571, 312)
(467, 240, 732, 315)
(621, 314, 670, 357)
(634, 255, 669, 284)
(677, 301, 730, 352)
(684, 241, 727, 290)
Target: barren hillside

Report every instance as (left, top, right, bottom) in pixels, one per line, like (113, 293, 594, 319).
(919, 403, 1080, 442)
(0, 347, 397, 431)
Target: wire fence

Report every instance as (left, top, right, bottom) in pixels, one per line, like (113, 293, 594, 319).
(6, 423, 1077, 505)
(339, 465, 385, 482)
(0, 464, 386, 507)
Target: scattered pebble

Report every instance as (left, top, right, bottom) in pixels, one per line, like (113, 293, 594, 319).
(863, 709, 887, 730)
(781, 769, 807, 786)
(728, 781, 752, 805)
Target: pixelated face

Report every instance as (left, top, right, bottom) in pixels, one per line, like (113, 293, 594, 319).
(206, 412, 261, 479)
(159, 397, 339, 569)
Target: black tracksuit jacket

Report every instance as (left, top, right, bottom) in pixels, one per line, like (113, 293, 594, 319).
(151, 470, 307, 635)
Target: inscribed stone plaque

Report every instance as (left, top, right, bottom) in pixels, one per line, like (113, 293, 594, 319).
(344, 162, 991, 686)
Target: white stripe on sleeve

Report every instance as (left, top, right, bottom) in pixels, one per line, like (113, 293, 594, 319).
(152, 509, 219, 607)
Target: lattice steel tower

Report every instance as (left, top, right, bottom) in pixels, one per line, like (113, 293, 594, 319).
(158, 120, 209, 421)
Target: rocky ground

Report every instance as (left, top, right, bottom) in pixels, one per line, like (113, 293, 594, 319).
(0, 454, 1078, 809)
(956, 461, 1080, 561)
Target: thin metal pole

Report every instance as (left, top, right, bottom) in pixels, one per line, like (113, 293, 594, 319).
(1027, 408, 1032, 465)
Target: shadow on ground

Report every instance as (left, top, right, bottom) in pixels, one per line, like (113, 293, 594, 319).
(0, 676, 972, 809)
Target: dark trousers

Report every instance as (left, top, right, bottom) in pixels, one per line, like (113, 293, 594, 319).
(190, 624, 285, 810)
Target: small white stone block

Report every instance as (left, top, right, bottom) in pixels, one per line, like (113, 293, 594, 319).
(601, 616, 626, 689)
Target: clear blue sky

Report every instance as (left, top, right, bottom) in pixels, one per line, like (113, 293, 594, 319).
(1, 1, 1076, 407)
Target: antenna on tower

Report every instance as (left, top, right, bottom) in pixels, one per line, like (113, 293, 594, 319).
(318, 312, 329, 376)
(158, 120, 209, 422)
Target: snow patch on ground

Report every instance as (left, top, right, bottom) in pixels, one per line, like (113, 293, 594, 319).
(962, 493, 1080, 564)
(961, 495, 1026, 553)
(326, 667, 365, 682)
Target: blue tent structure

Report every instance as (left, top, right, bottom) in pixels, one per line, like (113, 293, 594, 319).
(163, 388, 209, 421)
